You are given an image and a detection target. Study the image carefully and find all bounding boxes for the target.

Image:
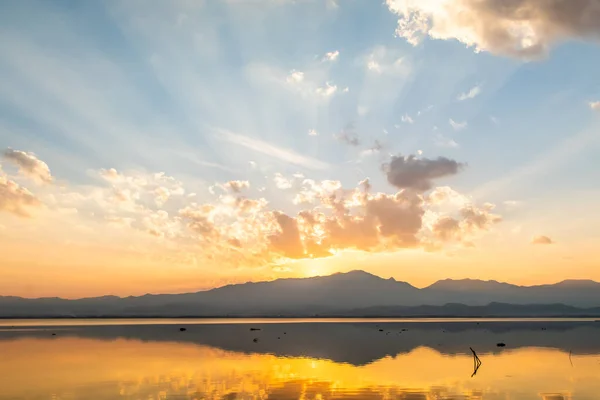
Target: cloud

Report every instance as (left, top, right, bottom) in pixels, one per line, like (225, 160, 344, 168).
(322, 50, 340, 62)
(364, 46, 409, 76)
(224, 180, 250, 193)
(308, 129, 318, 136)
(0, 170, 42, 217)
(216, 128, 330, 170)
(433, 134, 459, 148)
(316, 82, 338, 97)
(457, 85, 482, 101)
(286, 69, 304, 84)
(590, 101, 600, 111)
(274, 173, 293, 189)
(431, 203, 501, 243)
(386, 0, 600, 59)
(532, 235, 553, 245)
(449, 119, 467, 131)
(2, 149, 53, 184)
(401, 114, 414, 124)
(335, 124, 360, 146)
(384, 154, 465, 191)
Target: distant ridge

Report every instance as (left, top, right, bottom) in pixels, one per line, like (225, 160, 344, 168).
(1, 271, 600, 318)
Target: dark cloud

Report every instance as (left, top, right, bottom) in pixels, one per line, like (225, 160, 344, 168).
(384, 154, 464, 191)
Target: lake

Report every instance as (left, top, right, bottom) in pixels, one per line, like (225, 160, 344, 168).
(1, 319, 599, 399)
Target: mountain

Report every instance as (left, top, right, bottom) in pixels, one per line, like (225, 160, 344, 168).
(1, 271, 600, 317)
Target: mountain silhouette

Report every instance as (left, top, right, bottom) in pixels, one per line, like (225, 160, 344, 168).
(1, 270, 600, 317)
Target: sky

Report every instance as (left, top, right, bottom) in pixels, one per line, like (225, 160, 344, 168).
(1, 0, 600, 298)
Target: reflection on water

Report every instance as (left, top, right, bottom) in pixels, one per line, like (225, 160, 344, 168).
(1, 321, 599, 399)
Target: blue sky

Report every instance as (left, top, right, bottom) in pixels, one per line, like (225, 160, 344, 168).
(1, 0, 600, 296)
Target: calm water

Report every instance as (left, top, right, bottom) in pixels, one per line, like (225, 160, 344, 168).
(1, 319, 600, 399)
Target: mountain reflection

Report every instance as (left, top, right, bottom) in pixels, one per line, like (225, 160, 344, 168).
(1, 322, 599, 399)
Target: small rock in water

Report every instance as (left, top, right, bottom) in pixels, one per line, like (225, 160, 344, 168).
(497, 342, 506, 347)
(278, 337, 281, 339)
(284, 332, 287, 335)
(253, 338, 259, 343)
(179, 327, 187, 332)
(250, 328, 261, 331)
(379, 329, 384, 332)
(51, 333, 56, 336)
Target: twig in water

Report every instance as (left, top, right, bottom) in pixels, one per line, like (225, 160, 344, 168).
(569, 350, 573, 367)
(469, 347, 482, 377)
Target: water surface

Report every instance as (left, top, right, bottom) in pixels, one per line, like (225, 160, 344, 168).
(1, 319, 599, 399)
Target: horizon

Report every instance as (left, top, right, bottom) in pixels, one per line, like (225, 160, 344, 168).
(5, 269, 600, 301)
(1, 1, 600, 298)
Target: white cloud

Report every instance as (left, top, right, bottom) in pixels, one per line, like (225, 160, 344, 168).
(316, 82, 338, 97)
(386, 0, 600, 59)
(286, 70, 304, 84)
(401, 114, 414, 124)
(274, 173, 293, 189)
(322, 50, 340, 62)
(364, 46, 409, 76)
(434, 134, 459, 148)
(308, 129, 318, 136)
(449, 118, 467, 131)
(590, 101, 600, 111)
(0, 171, 42, 217)
(457, 85, 481, 101)
(2, 149, 53, 184)
(216, 128, 330, 170)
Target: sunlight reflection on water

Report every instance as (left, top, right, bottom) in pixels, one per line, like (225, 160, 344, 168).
(0, 321, 599, 399)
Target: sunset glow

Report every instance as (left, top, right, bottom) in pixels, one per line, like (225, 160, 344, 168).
(1, 0, 600, 298)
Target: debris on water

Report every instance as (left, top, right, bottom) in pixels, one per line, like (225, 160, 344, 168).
(379, 329, 384, 332)
(253, 338, 258, 343)
(278, 337, 280, 339)
(250, 328, 261, 331)
(284, 332, 287, 334)
(497, 342, 506, 347)
(470, 347, 482, 377)
(179, 327, 187, 332)
(401, 328, 408, 331)
(51, 333, 56, 336)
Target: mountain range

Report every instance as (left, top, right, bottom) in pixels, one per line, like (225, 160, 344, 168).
(2, 270, 600, 317)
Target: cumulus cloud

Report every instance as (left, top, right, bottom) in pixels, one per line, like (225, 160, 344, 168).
(308, 129, 318, 136)
(322, 50, 340, 62)
(449, 119, 467, 131)
(532, 235, 553, 244)
(224, 180, 250, 193)
(3, 149, 53, 184)
(457, 85, 482, 101)
(286, 69, 304, 84)
(0, 170, 42, 217)
(316, 82, 338, 97)
(386, 0, 600, 59)
(431, 203, 501, 243)
(7, 148, 498, 268)
(274, 173, 293, 190)
(384, 154, 464, 191)
(590, 101, 600, 111)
